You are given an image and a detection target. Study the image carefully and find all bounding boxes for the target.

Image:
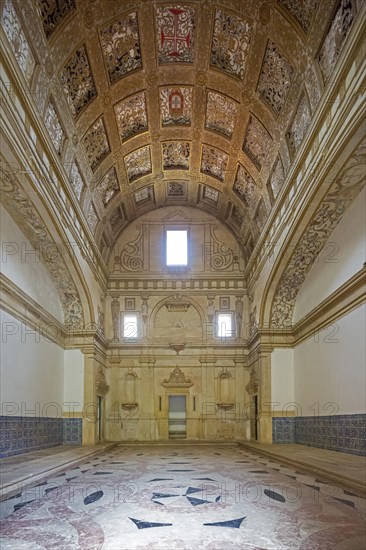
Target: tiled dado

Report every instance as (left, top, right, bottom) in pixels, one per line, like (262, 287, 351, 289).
(0, 417, 83, 458)
(273, 414, 366, 456)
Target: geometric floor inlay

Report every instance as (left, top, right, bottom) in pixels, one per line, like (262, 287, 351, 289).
(1, 444, 365, 549)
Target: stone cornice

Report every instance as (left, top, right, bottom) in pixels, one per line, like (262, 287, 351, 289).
(292, 267, 366, 345)
(248, 267, 366, 348)
(0, 273, 66, 346)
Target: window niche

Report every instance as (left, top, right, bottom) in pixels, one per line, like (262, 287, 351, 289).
(164, 226, 190, 269)
(216, 312, 234, 338)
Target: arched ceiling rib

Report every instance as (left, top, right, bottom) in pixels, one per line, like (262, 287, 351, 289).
(2, 0, 358, 261)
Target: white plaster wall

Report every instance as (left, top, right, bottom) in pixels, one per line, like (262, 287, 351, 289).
(63, 349, 84, 413)
(294, 188, 366, 322)
(0, 204, 64, 322)
(0, 309, 64, 417)
(293, 304, 366, 415)
(271, 348, 295, 413)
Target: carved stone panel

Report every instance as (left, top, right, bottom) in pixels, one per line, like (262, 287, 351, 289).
(279, 0, 319, 32)
(85, 200, 98, 233)
(203, 185, 219, 204)
(2, 0, 35, 82)
(205, 91, 238, 139)
(82, 117, 110, 172)
(160, 86, 192, 126)
(69, 161, 85, 201)
(114, 91, 148, 142)
(254, 198, 268, 232)
(99, 11, 142, 84)
(124, 146, 152, 182)
(257, 40, 295, 115)
(97, 167, 119, 207)
(162, 366, 192, 387)
(154, 297, 202, 340)
(200, 145, 228, 182)
(231, 205, 244, 229)
(37, 0, 76, 39)
(61, 45, 97, 118)
(243, 114, 273, 171)
(267, 155, 285, 204)
(44, 99, 65, 155)
(318, 0, 354, 82)
(233, 164, 260, 216)
(155, 5, 195, 64)
(162, 141, 190, 170)
(210, 9, 252, 80)
(286, 92, 312, 159)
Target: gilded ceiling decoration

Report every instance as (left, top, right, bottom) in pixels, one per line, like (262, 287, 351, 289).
(243, 115, 273, 171)
(278, 0, 319, 32)
(162, 141, 190, 170)
(2, 0, 359, 261)
(231, 205, 244, 229)
(203, 186, 219, 204)
(257, 40, 295, 115)
(271, 138, 365, 327)
(99, 11, 142, 84)
(124, 146, 152, 182)
(37, 0, 76, 39)
(255, 199, 268, 232)
(233, 164, 260, 216)
(2, 0, 35, 83)
(160, 86, 192, 126)
(69, 161, 84, 201)
(134, 186, 154, 206)
(167, 181, 186, 196)
(155, 5, 195, 64)
(110, 205, 125, 230)
(44, 99, 65, 155)
(205, 91, 238, 139)
(318, 0, 354, 82)
(200, 145, 228, 182)
(115, 91, 148, 142)
(61, 45, 97, 118)
(85, 200, 98, 233)
(82, 117, 110, 172)
(267, 156, 285, 204)
(98, 167, 120, 207)
(210, 9, 252, 80)
(286, 92, 312, 159)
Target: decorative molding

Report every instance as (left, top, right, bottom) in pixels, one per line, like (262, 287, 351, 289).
(271, 139, 365, 327)
(0, 273, 66, 346)
(162, 366, 193, 387)
(209, 225, 236, 271)
(0, 171, 85, 330)
(120, 225, 144, 272)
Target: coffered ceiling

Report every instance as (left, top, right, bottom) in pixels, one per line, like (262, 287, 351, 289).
(2, 0, 359, 262)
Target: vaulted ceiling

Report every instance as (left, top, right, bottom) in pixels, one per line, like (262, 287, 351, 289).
(1, 0, 358, 262)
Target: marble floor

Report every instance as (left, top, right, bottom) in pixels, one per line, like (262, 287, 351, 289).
(0, 444, 365, 549)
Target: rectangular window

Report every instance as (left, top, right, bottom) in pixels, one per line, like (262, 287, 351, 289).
(123, 314, 138, 339)
(166, 230, 188, 266)
(217, 313, 233, 338)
